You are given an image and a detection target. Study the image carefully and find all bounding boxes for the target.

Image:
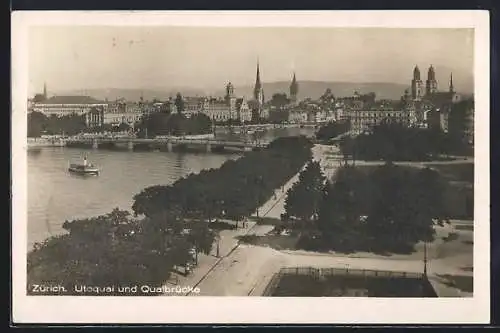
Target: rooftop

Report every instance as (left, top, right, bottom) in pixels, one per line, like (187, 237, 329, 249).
(37, 95, 106, 105)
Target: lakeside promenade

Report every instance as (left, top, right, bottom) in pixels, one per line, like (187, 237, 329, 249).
(165, 145, 330, 296)
(162, 156, 311, 295)
(163, 144, 472, 297)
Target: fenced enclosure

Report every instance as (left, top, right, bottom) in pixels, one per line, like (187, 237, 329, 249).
(262, 267, 437, 297)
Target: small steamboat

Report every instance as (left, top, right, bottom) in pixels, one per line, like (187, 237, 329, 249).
(68, 156, 99, 175)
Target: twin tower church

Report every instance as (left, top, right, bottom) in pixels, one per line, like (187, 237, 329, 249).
(250, 62, 453, 106)
(410, 65, 456, 101)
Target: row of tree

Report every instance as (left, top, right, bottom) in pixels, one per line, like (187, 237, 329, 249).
(135, 113, 213, 138)
(282, 161, 326, 230)
(339, 122, 470, 162)
(27, 136, 314, 295)
(315, 121, 351, 143)
(132, 136, 313, 221)
(282, 162, 450, 253)
(27, 208, 215, 295)
(28, 111, 88, 137)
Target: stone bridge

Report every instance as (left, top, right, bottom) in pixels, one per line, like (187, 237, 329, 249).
(64, 137, 269, 153)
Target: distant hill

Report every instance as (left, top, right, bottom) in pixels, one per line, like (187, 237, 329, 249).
(56, 79, 473, 102)
(215, 81, 411, 101)
(55, 88, 207, 102)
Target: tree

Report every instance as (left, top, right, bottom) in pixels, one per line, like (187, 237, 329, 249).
(250, 108, 261, 124)
(364, 163, 449, 251)
(339, 135, 355, 163)
(315, 121, 350, 143)
(268, 110, 289, 124)
(187, 113, 212, 135)
(28, 208, 185, 295)
(186, 221, 215, 264)
(28, 136, 316, 295)
(175, 93, 185, 115)
(117, 122, 131, 132)
(284, 161, 326, 232)
(27, 111, 48, 137)
(269, 93, 290, 110)
(33, 94, 46, 103)
(316, 166, 366, 251)
(448, 99, 474, 153)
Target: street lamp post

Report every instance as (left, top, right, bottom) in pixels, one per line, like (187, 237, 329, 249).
(216, 235, 220, 258)
(423, 241, 428, 277)
(255, 175, 263, 220)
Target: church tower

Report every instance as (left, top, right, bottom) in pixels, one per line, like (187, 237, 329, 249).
(253, 61, 264, 107)
(425, 65, 438, 95)
(225, 81, 236, 116)
(411, 65, 424, 101)
(289, 72, 298, 103)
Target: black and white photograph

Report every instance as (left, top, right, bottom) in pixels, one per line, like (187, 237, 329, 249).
(12, 11, 490, 324)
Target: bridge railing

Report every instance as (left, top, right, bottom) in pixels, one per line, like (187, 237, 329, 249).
(65, 137, 267, 147)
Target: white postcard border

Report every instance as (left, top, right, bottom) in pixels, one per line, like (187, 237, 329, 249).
(11, 10, 490, 324)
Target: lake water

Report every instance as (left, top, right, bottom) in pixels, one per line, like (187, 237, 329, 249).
(26, 126, 315, 249)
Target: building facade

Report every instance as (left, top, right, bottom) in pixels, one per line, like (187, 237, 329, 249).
(203, 82, 251, 122)
(182, 97, 209, 118)
(343, 108, 416, 133)
(32, 95, 109, 117)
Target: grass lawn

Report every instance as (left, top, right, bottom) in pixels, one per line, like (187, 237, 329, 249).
(424, 163, 474, 183)
(270, 274, 437, 297)
(237, 234, 300, 250)
(248, 216, 283, 226)
(436, 274, 473, 293)
(348, 162, 473, 184)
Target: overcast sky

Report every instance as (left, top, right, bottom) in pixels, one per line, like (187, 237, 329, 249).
(28, 26, 474, 95)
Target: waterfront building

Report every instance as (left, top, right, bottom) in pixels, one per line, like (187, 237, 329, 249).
(235, 97, 252, 122)
(288, 110, 308, 123)
(85, 107, 143, 128)
(338, 90, 416, 133)
(85, 99, 144, 128)
(206, 97, 232, 122)
(343, 107, 416, 134)
(204, 82, 251, 122)
(340, 66, 466, 134)
(103, 112, 142, 127)
(33, 95, 108, 117)
(182, 96, 209, 118)
(85, 107, 105, 128)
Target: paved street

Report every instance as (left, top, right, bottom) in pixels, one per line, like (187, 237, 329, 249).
(167, 144, 473, 297)
(178, 159, 310, 295)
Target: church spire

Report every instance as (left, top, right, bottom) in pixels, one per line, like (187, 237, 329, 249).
(255, 60, 262, 89)
(413, 65, 421, 80)
(449, 72, 454, 93)
(290, 72, 298, 102)
(253, 59, 264, 105)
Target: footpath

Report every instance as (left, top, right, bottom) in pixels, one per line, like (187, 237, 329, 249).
(161, 159, 310, 296)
